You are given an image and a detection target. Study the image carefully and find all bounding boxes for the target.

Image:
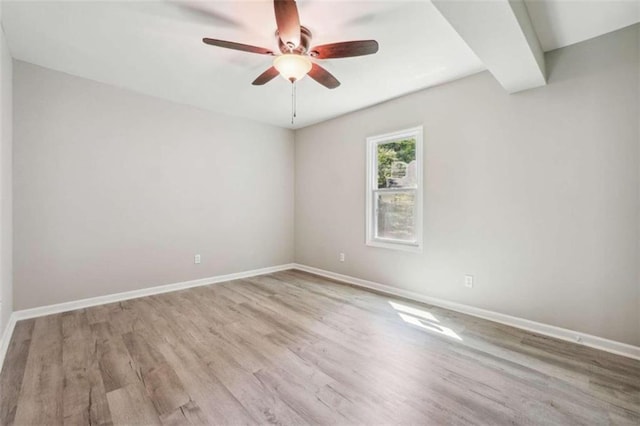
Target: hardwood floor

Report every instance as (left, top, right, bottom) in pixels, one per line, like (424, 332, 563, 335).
(1, 270, 639, 425)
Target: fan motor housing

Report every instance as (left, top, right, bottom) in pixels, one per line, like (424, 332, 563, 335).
(277, 26, 312, 55)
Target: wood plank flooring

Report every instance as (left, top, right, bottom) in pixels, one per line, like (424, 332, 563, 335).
(1, 270, 639, 425)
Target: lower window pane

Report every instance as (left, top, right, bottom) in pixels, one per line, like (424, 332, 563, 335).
(376, 192, 416, 242)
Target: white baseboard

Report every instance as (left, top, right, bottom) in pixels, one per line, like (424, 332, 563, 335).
(0, 263, 295, 370)
(13, 263, 295, 321)
(0, 314, 18, 375)
(1, 261, 638, 371)
(292, 263, 640, 361)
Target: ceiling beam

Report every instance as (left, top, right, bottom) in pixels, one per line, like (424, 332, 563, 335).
(433, 0, 546, 93)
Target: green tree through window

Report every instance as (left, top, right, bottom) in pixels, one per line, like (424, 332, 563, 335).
(377, 138, 416, 188)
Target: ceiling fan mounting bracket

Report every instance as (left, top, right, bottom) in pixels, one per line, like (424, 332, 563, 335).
(277, 26, 312, 55)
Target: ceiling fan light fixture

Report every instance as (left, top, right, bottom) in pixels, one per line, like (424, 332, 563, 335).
(273, 54, 312, 82)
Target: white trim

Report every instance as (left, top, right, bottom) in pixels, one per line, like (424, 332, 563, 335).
(13, 263, 295, 320)
(366, 236, 422, 253)
(0, 313, 18, 375)
(292, 263, 640, 361)
(365, 126, 424, 252)
(0, 263, 295, 371)
(2, 261, 638, 371)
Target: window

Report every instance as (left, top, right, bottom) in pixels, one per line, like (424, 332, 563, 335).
(366, 126, 423, 251)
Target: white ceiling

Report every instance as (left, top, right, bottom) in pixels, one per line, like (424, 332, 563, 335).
(524, 0, 640, 52)
(2, 1, 639, 129)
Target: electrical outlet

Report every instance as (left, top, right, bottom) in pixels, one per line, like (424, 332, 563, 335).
(339, 252, 345, 262)
(464, 275, 473, 288)
(194, 254, 201, 264)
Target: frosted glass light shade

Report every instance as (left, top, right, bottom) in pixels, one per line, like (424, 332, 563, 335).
(273, 54, 312, 82)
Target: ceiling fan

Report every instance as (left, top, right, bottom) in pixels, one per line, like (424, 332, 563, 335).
(202, 0, 379, 89)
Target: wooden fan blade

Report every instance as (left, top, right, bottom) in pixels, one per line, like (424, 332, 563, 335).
(310, 40, 379, 59)
(202, 38, 273, 55)
(308, 63, 340, 89)
(252, 67, 280, 85)
(274, 0, 301, 48)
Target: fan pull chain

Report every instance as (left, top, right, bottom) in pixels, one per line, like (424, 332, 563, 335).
(291, 80, 297, 125)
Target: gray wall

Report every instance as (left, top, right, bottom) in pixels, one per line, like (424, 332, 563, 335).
(295, 25, 640, 346)
(0, 20, 13, 332)
(10, 24, 640, 347)
(13, 61, 294, 309)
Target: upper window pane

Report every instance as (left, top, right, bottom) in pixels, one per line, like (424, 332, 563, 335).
(376, 139, 417, 189)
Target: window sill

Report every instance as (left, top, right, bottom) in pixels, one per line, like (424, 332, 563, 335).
(366, 239, 423, 253)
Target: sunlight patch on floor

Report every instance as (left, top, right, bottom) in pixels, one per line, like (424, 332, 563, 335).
(389, 301, 439, 323)
(389, 301, 462, 341)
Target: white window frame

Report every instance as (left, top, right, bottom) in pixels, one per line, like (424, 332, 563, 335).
(365, 126, 423, 252)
